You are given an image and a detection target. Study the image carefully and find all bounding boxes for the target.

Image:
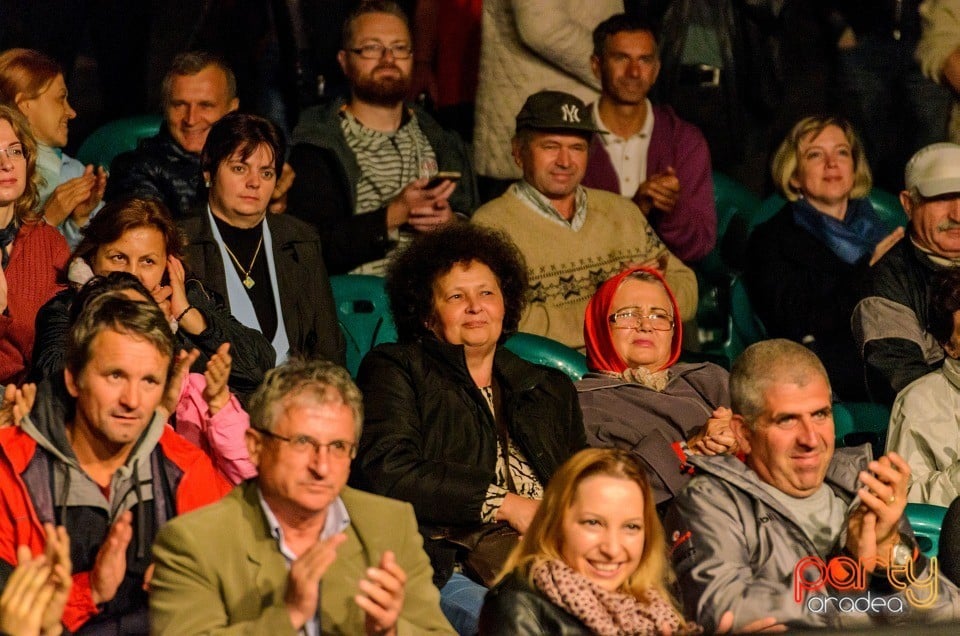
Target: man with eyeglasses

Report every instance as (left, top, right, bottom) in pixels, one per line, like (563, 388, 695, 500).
(286, 0, 478, 276)
(664, 339, 960, 631)
(150, 359, 454, 635)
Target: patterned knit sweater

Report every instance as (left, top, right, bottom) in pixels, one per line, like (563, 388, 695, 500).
(472, 187, 697, 350)
(0, 220, 69, 384)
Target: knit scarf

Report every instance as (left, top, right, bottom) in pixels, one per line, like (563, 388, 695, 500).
(531, 559, 699, 635)
(791, 197, 888, 265)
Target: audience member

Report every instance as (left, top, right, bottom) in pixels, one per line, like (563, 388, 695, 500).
(472, 0, 623, 200)
(353, 223, 586, 635)
(582, 14, 716, 264)
(887, 269, 960, 506)
(478, 448, 706, 634)
(30, 197, 275, 399)
(287, 0, 478, 275)
(746, 116, 904, 401)
(472, 90, 697, 352)
(834, 1, 951, 191)
(182, 111, 345, 367)
(150, 359, 455, 635)
(0, 48, 106, 249)
(918, 0, 960, 147)
(106, 51, 294, 219)
(852, 142, 960, 404)
(68, 273, 256, 485)
(0, 293, 230, 633)
(0, 525, 70, 636)
(665, 339, 960, 630)
(578, 267, 733, 511)
(0, 105, 68, 386)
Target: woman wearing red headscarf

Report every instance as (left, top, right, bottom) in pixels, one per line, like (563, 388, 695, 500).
(577, 267, 737, 512)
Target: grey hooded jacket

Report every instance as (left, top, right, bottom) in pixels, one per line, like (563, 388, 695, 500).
(664, 445, 960, 631)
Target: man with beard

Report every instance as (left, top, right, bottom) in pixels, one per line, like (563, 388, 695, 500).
(286, 0, 478, 275)
(581, 13, 716, 265)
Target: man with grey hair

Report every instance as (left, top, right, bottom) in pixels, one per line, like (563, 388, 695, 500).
(150, 359, 454, 635)
(852, 142, 960, 404)
(107, 51, 294, 218)
(665, 339, 960, 631)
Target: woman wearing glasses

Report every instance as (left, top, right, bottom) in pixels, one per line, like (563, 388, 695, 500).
(0, 105, 69, 385)
(577, 267, 735, 513)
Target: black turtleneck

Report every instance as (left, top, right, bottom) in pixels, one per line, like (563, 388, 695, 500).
(211, 214, 277, 340)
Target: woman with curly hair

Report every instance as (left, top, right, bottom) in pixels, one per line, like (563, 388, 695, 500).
(353, 222, 586, 635)
(0, 104, 69, 385)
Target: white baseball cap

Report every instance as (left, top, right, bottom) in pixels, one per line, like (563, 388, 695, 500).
(905, 143, 960, 197)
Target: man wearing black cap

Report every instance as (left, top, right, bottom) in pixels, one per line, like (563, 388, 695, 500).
(472, 89, 697, 352)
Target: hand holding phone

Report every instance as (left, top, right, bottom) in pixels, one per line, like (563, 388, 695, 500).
(425, 171, 461, 189)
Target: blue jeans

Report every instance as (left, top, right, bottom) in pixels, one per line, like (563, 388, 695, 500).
(439, 572, 487, 636)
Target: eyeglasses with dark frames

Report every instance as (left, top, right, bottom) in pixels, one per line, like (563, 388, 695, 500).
(348, 42, 413, 59)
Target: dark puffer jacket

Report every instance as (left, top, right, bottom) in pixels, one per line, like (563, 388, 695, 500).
(106, 127, 204, 218)
(353, 338, 586, 586)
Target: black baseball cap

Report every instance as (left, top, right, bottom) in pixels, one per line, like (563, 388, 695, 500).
(515, 90, 604, 135)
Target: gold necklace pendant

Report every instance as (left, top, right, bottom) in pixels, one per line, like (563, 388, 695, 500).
(243, 275, 255, 289)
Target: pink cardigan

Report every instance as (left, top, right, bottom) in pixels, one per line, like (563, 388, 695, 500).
(174, 373, 257, 484)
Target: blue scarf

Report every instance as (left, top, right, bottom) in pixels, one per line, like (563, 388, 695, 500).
(791, 197, 888, 265)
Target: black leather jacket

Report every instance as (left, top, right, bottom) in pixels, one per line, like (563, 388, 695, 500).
(479, 570, 591, 635)
(353, 338, 586, 586)
(106, 127, 204, 219)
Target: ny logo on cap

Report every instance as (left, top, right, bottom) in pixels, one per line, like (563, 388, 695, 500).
(561, 104, 581, 123)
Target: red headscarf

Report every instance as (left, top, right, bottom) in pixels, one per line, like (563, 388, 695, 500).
(583, 267, 683, 373)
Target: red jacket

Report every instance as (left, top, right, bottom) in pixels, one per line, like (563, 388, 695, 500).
(0, 423, 231, 632)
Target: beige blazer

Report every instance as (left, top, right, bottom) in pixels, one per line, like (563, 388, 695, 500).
(150, 481, 454, 635)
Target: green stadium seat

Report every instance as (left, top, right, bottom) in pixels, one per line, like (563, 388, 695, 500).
(76, 115, 162, 170)
(503, 332, 588, 382)
(329, 274, 398, 377)
(905, 503, 948, 558)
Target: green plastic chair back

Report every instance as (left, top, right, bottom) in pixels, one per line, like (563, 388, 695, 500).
(503, 332, 588, 382)
(703, 171, 762, 278)
(76, 115, 162, 170)
(832, 401, 890, 455)
(329, 275, 398, 377)
(698, 275, 766, 368)
(905, 503, 948, 558)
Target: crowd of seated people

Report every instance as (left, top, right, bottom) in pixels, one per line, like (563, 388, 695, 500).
(7, 1, 960, 635)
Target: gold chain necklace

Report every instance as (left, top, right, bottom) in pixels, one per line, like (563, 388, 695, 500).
(222, 233, 264, 289)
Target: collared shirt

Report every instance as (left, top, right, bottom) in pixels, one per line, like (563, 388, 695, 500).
(258, 487, 351, 636)
(512, 180, 589, 231)
(593, 100, 655, 199)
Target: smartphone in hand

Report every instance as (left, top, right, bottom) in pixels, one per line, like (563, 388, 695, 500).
(425, 171, 462, 189)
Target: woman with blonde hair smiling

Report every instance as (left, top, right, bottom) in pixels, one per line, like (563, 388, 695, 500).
(479, 448, 782, 635)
